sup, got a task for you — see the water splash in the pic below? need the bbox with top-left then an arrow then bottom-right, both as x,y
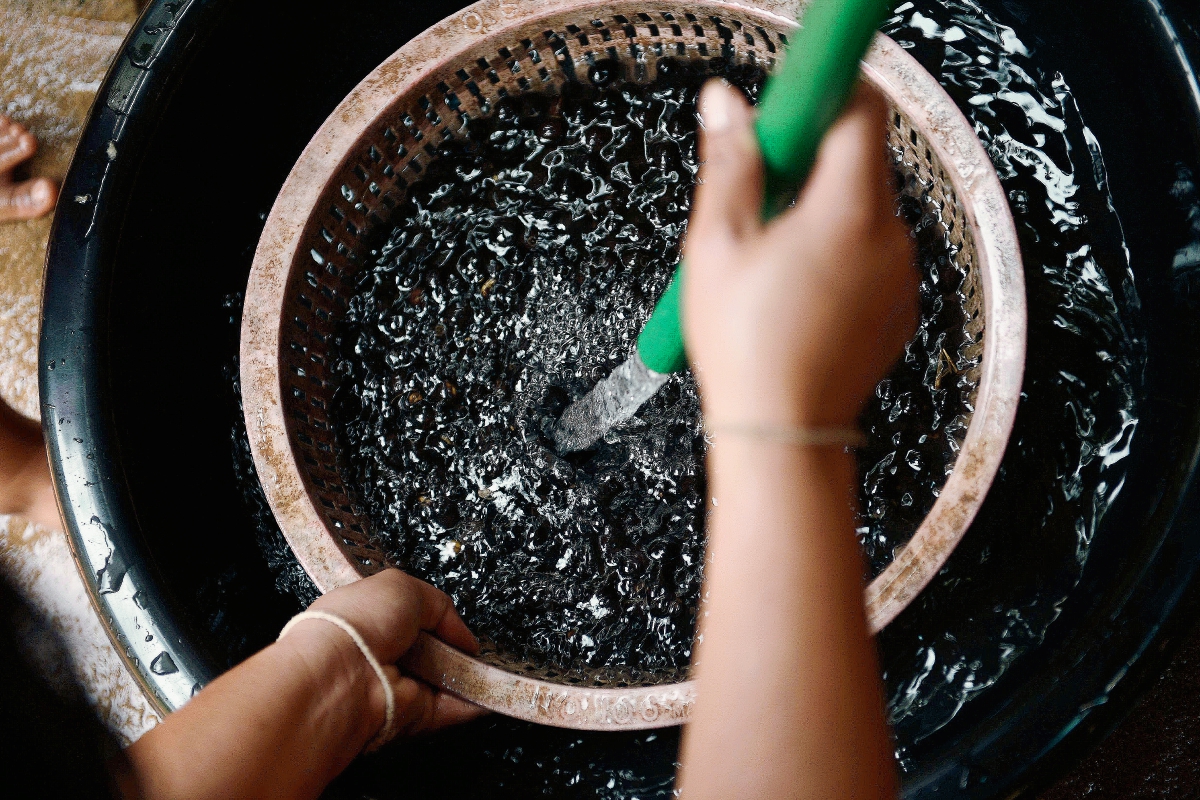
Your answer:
553,351 -> 669,453
332,65 -> 737,674
879,0 -> 1145,764
214,0 -> 1145,790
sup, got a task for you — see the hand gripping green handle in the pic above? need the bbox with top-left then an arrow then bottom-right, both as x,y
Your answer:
635,0 -> 896,374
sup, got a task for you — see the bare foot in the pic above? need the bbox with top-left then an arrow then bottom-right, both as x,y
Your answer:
0,116 -> 57,223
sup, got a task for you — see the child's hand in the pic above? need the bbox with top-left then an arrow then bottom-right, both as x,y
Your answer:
283,569 -> 483,737
682,80 -> 917,428
678,83 -> 910,800
123,570 -> 483,800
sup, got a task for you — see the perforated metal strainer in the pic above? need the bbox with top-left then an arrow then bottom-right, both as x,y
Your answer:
240,0 -> 1025,730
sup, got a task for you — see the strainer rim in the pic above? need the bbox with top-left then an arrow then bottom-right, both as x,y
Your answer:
240,0 -> 1025,729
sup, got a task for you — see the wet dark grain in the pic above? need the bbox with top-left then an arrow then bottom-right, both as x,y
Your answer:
329,60 -> 970,673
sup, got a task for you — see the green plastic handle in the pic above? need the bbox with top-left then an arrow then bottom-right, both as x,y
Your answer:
636,0 -> 896,375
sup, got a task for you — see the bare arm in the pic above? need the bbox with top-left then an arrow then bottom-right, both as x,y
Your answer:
120,570 -> 483,800
677,81 -> 916,799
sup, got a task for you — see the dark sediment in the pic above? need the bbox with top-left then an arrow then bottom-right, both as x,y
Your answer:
213,0 -> 1148,790
329,59 -> 971,674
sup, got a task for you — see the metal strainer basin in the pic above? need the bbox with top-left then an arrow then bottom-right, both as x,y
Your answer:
240,0 -> 1025,729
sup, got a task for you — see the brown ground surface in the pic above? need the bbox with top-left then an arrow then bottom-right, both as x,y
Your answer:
1041,625 -> 1200,799
0,0 -> 159,744
0,0 -> 140,421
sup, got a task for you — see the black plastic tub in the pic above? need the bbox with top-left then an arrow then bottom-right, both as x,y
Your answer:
40,0 -> 1200,796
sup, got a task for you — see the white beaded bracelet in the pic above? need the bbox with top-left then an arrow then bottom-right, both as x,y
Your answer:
278,610 -> 396,752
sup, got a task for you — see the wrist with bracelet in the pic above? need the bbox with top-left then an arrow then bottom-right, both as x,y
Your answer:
703,420 -> 866,448
278,611 -> 398,752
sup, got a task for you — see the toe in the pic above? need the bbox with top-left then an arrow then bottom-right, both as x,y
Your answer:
0,124 -> 36,176
0,178 -> 57,222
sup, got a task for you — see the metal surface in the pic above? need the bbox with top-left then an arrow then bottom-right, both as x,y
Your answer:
239,0 -> 1024,728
